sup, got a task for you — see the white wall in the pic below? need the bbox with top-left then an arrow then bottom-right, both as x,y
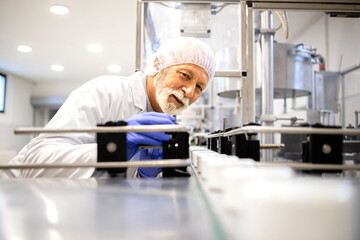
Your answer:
0,72 -> 34,152
328,17 -> 360,127
32,80 -> 86,98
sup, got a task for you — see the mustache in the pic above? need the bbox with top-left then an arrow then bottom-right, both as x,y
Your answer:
170,89 -> 189,107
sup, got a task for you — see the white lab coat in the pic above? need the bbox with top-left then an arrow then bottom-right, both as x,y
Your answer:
3,72 -> 149,178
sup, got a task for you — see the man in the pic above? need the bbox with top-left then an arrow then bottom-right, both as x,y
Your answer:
3,37 -> 215,178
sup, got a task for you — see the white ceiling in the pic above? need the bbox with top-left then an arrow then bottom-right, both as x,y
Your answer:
0,0 -> 137,83
0,0 -> 327,85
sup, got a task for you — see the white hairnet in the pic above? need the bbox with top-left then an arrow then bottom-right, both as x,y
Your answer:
145,37 -> 216,81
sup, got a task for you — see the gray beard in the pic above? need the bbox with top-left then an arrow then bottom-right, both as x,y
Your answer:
153,74 -> 189,115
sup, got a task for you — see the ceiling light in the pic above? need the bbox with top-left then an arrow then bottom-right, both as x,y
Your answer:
51,65 -> 64,72
87,44 -> 103,52
17,45 -> 32,53
108,65 -> 122,73
49,5 -> 69,15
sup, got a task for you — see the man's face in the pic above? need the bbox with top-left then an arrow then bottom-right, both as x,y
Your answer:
153,64 -> 209,115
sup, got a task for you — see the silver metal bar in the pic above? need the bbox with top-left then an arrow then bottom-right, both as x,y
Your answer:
251,2 -> 360,11
255,162 -> 360,171
0,159 -> 190,169
138,145 -> 163,149
241,1 -> 247,72
214,70 -> 242,78
260,10 -> 274,121
260,143 -> 285,150
341,74 -> 346,128
249,0 -> 360,3
14,125 -> 188,134
136,0 -> 143,71
340,62 -> 360,76
226,126 -> 360,136
311,63 -> 315,109
240,0 -> 249,124
260,10 -> 274,162
247,6 -> 255,123
142,0 -> 240,2
207,126 -> 360,138
241,3 -> 256,124
223,117 -> 227,131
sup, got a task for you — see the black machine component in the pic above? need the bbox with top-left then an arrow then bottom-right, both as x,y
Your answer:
219,127 -> 237,155
162,132 -> 190,177
97,121 -> 190,178
231,132 -> 260,161
206,123 -> 261,162
302,123 -> 343,173
206,129 -> 232,154
219,135 -> 232,155
97,121 -> 128,177
278,124 -> 307,160
231,123 -> 260,161
207,130 -> 221,152
210,136 -> 218,152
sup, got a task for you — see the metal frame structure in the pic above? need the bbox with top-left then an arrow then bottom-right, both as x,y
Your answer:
135,0 -> 360,127
248,0 -> 360,11
135,0 -> 254,124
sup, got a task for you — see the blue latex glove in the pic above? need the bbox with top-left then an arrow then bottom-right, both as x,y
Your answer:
126,112 -> 175,160
138,148 -> 163,178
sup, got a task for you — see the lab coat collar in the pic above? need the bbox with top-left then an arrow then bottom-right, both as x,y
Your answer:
130,71 -> 148,112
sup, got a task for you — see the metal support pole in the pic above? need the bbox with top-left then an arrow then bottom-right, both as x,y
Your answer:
241,1 -> 255,125
135,0 -> 143,71
341,74 -> 345,128
260,10 -> 274,162
311,66 -> 315,109
355,110 -> 359,128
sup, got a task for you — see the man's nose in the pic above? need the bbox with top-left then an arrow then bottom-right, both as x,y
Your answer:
182,83 -> 195,98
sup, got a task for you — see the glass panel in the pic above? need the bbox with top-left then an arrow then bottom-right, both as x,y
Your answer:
142,2 -> 243,133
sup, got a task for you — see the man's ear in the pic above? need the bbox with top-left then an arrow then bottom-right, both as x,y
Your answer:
153,57 -> 160,71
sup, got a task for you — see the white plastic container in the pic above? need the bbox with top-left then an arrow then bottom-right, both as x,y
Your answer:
206,157 -> 256,190
196,152 -> 221,175
189,147 -> 213,167
238,179 -> 357,240
222,166 -> 295,210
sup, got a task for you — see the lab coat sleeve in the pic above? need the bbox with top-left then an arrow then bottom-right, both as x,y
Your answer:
8,77 -> 118,178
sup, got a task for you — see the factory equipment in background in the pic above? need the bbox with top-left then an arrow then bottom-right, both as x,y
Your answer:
255,42 -> 320,119
135,1 -> 360,165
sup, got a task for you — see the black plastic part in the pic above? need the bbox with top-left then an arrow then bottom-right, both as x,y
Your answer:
219,136 -> 232,155
162,132 -> 190,177
210,137 -> 218,152
302,123 -> 343,174
97,121 -> 128,177
207,130 -> 221,152
232,133 -> 260,161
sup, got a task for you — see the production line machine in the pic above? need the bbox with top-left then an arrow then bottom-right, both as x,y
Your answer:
2,0 -> 360,238
1,122 -> 359,239
206,122 -> 360,174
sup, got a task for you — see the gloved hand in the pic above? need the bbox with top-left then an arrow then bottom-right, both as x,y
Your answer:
126,112 -> 175,160
138,148 -> 163,178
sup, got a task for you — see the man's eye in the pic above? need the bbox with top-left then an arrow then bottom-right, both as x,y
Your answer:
196,85 -> 203,91
179,72 -> 190,79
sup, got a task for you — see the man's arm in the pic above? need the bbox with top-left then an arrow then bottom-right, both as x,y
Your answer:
8,78 -> 112,178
